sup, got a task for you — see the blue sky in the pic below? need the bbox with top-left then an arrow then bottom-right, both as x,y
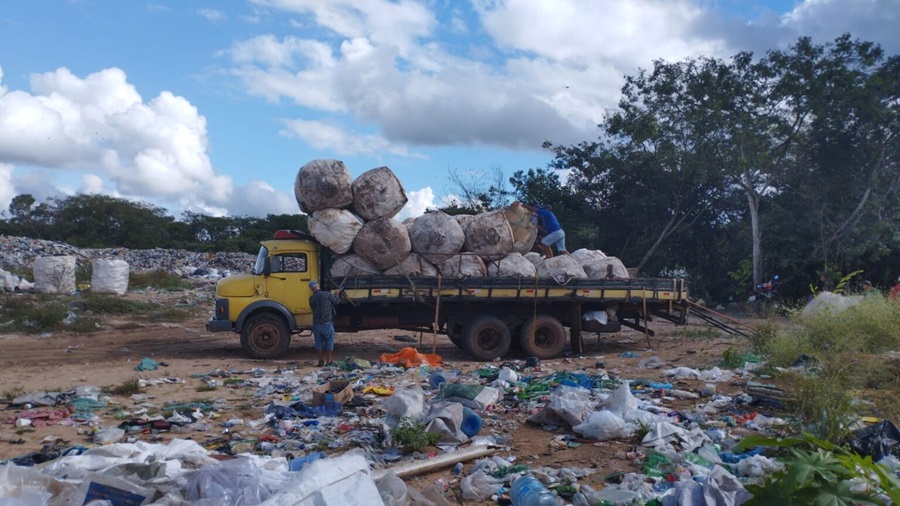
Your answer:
1,0 -> 898,219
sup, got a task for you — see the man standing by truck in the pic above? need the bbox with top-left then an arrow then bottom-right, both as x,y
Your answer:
309,280 -> 341,367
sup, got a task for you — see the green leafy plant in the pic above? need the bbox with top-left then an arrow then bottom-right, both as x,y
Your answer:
391,418 -> 439,453
736,434 -> 899,505
104,377 -> 143,396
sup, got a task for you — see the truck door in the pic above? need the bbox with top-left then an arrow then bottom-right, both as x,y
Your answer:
265,251 -> 317,324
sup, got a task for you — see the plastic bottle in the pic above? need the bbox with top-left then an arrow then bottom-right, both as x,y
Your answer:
461,407 -> 482,437
429,370 -> 447,388
510,475 -> 558,506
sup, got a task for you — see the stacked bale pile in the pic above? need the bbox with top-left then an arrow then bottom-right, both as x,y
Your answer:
294,159 -> 630,280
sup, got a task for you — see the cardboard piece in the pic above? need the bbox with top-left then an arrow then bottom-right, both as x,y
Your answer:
312,380 -> 354,406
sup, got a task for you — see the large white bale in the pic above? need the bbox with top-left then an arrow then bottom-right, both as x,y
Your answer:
91,258 -> 130,295
33,256 -> 77,294
487,253 -> 537,278
802,292 -> 861,316
351,166 -> 408,220
583,256 -> 629,279
331,254 -> 381,278
294,159 -> 353,213
455,214 -> 475,228
352,218 -> 412,270
384,253 -> 439,276
409,211 -> 465,264
308,208 -> 364,254
438,254 -> 486,277
505,203 -> 538,254
463,210 -> 514,261
570,248 -> 607,264
537,255 -> 587,281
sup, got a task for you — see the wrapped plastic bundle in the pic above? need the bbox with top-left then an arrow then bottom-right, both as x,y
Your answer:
570,248 -> 607,264
438,254 -> 486,277
487,253 -> 537,278
330,254 -> 381,278
409,211 -> 465,264
352,218 -> 412,270
91,258 -> 130,295
33,256 -> 77,294
536,255 -> 587,281
351,167 -> 408,220
308,209 -> 364,254
454,214 -> 474,228
384,253 -> 438,276
462,210 -> 514,261
293,159 -> 353,213
505,203 -> 538,254
582,256 -> 629,279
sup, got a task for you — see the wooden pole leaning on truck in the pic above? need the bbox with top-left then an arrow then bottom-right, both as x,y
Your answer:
432,274 -> 442,354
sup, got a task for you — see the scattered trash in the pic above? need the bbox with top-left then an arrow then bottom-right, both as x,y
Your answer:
379,347 -> 442,368
845,420 -> 900,461
134,357 -> 159,371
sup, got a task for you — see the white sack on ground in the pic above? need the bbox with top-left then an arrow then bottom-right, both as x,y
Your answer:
802,291 -> 861,316
409,212 -> 465,264
462,210 -> 514,261
486,253 -> 537,278
331,254 -> 381,278
384,253 -> 439,276
293,159 -> 353,213
505,203 -> 538,254
264,454 -> 384,506
91,258 -> 130,295
582,256 -> 629,279
573,410 -> 634,441
33,256 -> 77,294
352,218 -> 412,270
438,254 -> 486,277
308,209 -> 365,254
351,166 -> 408,220
536,255 -> 587,281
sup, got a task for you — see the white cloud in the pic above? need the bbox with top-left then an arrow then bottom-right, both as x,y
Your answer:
780,0 -> 900,53
79,173 -> 104,194
280,118 -> 422,157
197,9 -> 227,23
0,163 -> 14,213
395,186 -> 435,221
0,66 -> 243,214
227,180 -> 298,216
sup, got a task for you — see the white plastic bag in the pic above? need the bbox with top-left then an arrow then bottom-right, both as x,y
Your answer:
384,384 -> 425,427
91,259 -> 130,295
573,410 -> 633,441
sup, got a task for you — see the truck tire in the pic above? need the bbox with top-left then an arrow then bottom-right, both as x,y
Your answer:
520,315 -> 566,359
241,313 -> 291,359
462,315 -> 511,361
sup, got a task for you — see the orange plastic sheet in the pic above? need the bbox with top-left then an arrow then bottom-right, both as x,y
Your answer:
379,347 -> 442,368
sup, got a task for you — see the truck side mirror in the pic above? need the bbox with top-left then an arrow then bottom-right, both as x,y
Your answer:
263,258 -> 272,276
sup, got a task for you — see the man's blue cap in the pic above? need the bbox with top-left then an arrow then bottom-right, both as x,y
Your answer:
308,280 -> 318,289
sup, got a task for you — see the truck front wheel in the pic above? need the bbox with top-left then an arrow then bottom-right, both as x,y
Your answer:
520,315 -> 566,359
462,315 -> 511,361
241,313 -> 291,359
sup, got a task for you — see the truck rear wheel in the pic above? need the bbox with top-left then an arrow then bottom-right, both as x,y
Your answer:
462,315 -> 511,361
241,313 -> 291,359
520,315 -> 566,359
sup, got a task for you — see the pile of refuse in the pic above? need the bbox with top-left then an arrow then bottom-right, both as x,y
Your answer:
9,344 -> 887,505
295,159 -> 628,281
0,235 -> 255,293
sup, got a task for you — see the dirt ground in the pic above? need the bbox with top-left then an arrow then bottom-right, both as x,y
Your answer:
0,287 -> 766,500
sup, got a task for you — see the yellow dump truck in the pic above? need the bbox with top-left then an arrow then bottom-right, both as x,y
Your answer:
207,231 -> 689,360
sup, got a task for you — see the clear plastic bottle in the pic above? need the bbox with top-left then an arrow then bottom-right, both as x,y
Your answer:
510,475 -> 558,506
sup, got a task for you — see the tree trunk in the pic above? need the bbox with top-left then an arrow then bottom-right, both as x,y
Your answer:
746,188 -> 762,287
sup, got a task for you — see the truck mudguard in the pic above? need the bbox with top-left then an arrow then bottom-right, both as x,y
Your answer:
235,300 -> 296,332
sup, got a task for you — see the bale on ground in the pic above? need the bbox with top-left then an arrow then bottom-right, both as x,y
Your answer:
384,253 -> 439,276
487,253 -> 537,278
351,167 -> 408,220
438,254 -> 486,277
91,258 -> 130,295
294,159 -> 353,213
582,256 -> 629,279
409,212 -> 465,265
33,256 -> 77,294
352,218 -> 412,270
330,254 -> 381,278
462,210 -> 514,261
537,255 -> 587,281
308,209 -> 365,254
505,203 -> 538,254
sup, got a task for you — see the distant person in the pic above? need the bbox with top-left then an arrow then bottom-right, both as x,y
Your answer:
861,280 -> 882,297
890,276 -> 900,300
520,202 -> 568,258
308,280 -> 341,367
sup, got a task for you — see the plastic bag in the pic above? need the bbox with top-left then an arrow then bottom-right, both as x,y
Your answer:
379,347 -> 441,368
600,382 -> 638,415
384,384 -> 425,426
433,384 -> 500,411
459,470 -> 501,502
845,420 -> 900,461
375,471 -> 410,506
91,258 -> 129,295
573,410 -> 633,441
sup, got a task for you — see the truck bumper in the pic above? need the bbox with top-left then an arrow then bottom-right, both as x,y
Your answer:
206,317 -> 233,333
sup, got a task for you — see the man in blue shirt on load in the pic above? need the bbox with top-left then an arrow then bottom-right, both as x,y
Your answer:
309,280 -> 341,367
521,203 -> 568,258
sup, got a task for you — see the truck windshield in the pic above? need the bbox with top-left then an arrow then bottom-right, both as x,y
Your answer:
253,246 -> 268,275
